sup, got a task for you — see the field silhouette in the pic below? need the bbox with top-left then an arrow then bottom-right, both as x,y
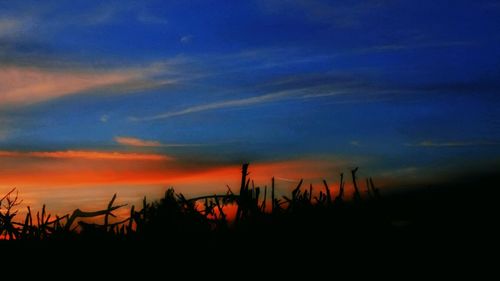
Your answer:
0,163 -> 497,270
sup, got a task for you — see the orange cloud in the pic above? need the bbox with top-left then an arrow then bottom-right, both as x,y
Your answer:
115,136 -> 163,147
0,65 -> 172,107
0,151 -> 355,190
0,150 -> 171,161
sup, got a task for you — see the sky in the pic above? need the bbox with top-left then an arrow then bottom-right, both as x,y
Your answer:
1,0 -> 499,214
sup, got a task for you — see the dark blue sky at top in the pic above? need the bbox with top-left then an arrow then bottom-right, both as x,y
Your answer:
1,0 -> 499,182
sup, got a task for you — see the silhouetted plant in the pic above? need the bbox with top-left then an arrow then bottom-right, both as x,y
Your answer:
0,163 -> 383,242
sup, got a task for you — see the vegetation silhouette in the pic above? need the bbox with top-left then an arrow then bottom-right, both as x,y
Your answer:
0,164 -> 384,241
0,163 -> 497,267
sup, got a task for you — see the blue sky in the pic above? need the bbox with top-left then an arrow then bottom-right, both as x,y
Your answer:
0,0 -> 499,197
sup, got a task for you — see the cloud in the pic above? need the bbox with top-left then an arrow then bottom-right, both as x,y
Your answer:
180,35 -> 193,44
137,12 -> 168,25
0,64 -> 173,108
274,176 -> 301,183
259,0 -> 390,28
0,66 -> 133,107
350,140 -> 360,146
354,41 -> 476,55
405,140 -> 499,147
128,74 -> 391,122
0,130 -> 7,141
0,117 -> 14,141
100,114 -> 109,123
115,136 -> 162,147
0,155 -> 350,202
0,18 -> 24,37
71,2 -> 169,26
130,53 -> 499,122
130,77 -> 390,121
115,136 -> 200,147
0,117 -> 8,139
81,3 -> 119,25
0,150 -> 171,161
131,89 -> 302,121
1,2 -> 168,35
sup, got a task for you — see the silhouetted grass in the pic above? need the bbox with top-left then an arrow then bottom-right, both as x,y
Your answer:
1,163 -> 497,268
0,164 -> 383,241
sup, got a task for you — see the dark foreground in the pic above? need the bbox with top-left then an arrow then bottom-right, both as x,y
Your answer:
1,165 -> 498,273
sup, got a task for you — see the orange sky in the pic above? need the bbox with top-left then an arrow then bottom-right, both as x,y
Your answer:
0,149 -> 375,220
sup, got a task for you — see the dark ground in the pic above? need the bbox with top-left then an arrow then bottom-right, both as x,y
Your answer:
1,174 -> 498,275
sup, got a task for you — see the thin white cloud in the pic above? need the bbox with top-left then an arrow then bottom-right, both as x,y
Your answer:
131,89 -> 301,121
180,35 -> 193,44
78,3 -> 169,26
355,41 -> 475,55
274,176 -> 301,183
82,4 -> 118,25
100,114 -> 109,123
405,140 -> 499,147
115,136 -> 200,147
301,90 -> 348,99
259,0 -> 388,28
137,12 -> 168,25
131,82 -> 387,122
350,140 -> 360,146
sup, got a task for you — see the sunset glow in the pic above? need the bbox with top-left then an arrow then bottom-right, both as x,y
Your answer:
0,0 -> 499,219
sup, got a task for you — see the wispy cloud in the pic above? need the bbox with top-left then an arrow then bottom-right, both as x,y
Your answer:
405,140 -> 499,147
131,89 -> 302,121
129,79 -> 401,121
115,136 -> 201,147
0,64 -> 173,108
129,49 -> 498,122
0,117 -> 10,140
79,3 -> 167,26
81,3 -> 119,26
115,136 -> 163,147
0,130 -> 7,141
129,75 -> 405,122
100,114 -> 109,123
0,2 -> 167,49
350,140 -> 360,146
180,35 -> 193,44
137,12 -> 168,25
193,41 -> 476,80
355,41 -> 475,54
0,67 -> 133,106
0,150 -> 171,161
301,90 -> 353,99
274,176 -> 301,183
259,0 -> 390,28
0,18 -> 24,38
